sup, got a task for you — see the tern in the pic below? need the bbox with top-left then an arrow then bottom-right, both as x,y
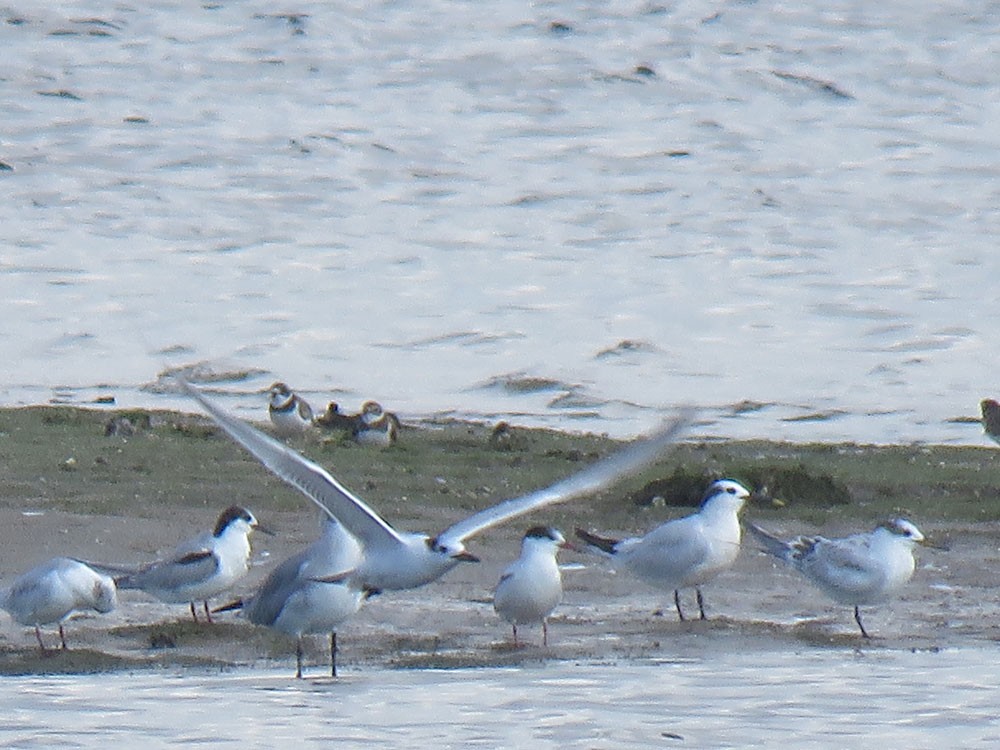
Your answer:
746,518 -> 926,638
493,526 -> 574,646
1,557 -> 117,651
576,479 -> 751,620
178,377 -> 691,593
109,506 -> 265,623
217,516 -> 368,678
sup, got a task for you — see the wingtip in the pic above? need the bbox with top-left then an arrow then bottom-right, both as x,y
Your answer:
575,527 -> 618,555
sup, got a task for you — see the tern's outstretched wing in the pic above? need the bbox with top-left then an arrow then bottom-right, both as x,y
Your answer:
437,409 -> 694,547
179,378 -> 405,552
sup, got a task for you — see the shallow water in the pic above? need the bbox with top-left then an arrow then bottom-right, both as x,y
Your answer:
3,649 -> 996,748
1,0 -> 998,443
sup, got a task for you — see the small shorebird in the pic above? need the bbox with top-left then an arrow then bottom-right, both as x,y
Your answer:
494,526 -> 574,646
576,479 -> 751,621
268,382 -> 315,437
110,506 -> 266,623
179,377 -> 693,594
746,518 -> 926,637
352,401 -> 400,446
315,401 -> 358,432
981,399 -> 1000,445
217,516 -> 369,678
1,557 -> 117,651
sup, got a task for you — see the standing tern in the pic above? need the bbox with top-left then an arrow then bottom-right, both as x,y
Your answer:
178,377 -> 691,592
493,526 -> 574,646
1,557 -> 117,651
217,516 -> 368,678
746,518 -> 926,638
111,506 -> 266,623
576,479 -> 751,620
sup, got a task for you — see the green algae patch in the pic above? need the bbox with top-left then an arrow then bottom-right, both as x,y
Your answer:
1,406 -> 1000,527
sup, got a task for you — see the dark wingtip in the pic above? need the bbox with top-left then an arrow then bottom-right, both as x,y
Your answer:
211,598 -> 244,614
575,527 -> 618,554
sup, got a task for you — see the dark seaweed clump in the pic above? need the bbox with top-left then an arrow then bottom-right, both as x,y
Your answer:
630,465 -> 851,509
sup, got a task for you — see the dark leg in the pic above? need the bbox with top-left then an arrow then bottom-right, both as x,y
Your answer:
59,623 -> 68,650
189,601 -> 199,623
854,606 -> 871,639
296,637 -> 304,679
330,632 -> 338,678
696,588 -> 707,621
512,624 -> 519,646
542,620 -> 549,647
34,625 -> 47,652
203,601 -> 213,624
673,590 -> 686,621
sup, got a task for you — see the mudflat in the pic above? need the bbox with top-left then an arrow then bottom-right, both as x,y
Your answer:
0,406 -> 996,675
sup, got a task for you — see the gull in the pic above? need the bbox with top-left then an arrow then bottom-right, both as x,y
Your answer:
576,479 -> 751,621
746,518 -> 926,638
178,377 -> 691,592
493,526 -> 574,646
268,382 -> 315,437
217,516 -> 369,678
981,399 -> 1000,445
1,557 -> 117,651
110,506 -> 266,623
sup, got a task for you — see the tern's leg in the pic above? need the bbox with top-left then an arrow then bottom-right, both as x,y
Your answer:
295,637 -> 304,679
542,620 -> 549,647
853,606 -> 871,639
58,623 -> 68,650
696,588 -> 707,621
673,590 -> 686,621
203,601 -> 213,624
330,632 -> 338,678
189,601 -> 199,623
512,624 -> 519,646
34,625 -> 47,652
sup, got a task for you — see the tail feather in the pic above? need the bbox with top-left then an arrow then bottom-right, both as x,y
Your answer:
745,521 -> 793,561
575,528 -> 620,555
211,598 -> 244,615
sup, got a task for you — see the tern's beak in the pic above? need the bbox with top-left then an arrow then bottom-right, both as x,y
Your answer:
559,541 -> 580,552
919,535 -> 948,551
452,551 -> 480,563
254,523 -> 276,537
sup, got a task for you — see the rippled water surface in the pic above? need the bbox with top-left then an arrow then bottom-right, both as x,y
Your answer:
3,649 -> 997,748
3,1 -> 999,442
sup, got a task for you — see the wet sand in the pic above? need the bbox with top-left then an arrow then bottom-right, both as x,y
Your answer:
0,506 -> 992,677
0,407 -> 996,675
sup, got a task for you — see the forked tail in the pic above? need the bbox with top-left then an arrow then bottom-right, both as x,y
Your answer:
744,521 -> 793,561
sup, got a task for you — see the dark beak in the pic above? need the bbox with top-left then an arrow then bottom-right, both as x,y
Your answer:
452,551 -> 480,563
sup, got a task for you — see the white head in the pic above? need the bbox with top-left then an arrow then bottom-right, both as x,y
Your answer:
522,525 -> 573,554
699,479 -> 751,514
213,506 -> 260,538
881,518 -> 925,544
426,536 -> 480,564
92,576 -> 118,614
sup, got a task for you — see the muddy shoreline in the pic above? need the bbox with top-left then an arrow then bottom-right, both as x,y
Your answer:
0,406 -> 997,675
